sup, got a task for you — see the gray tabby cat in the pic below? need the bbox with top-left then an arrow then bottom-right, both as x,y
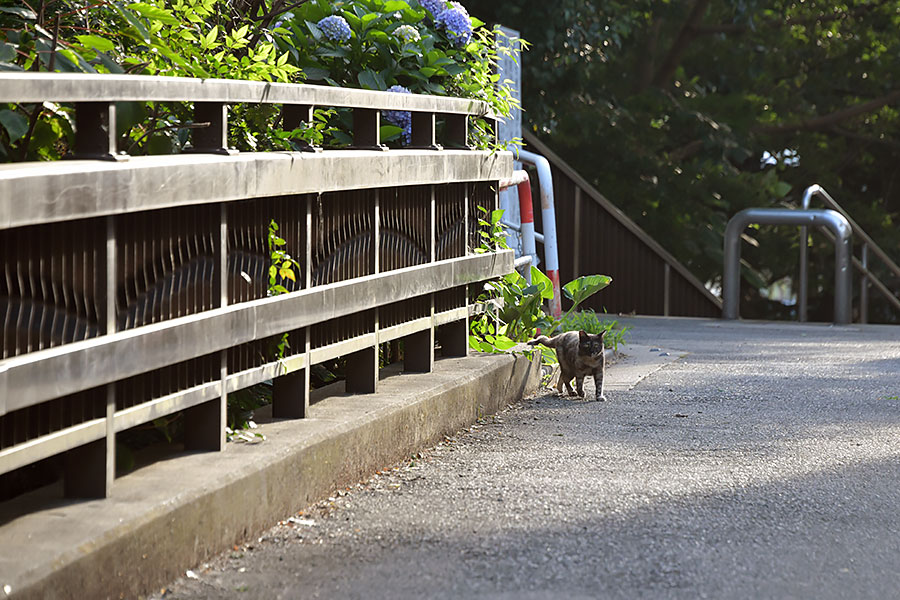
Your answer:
529,330 -> 606,401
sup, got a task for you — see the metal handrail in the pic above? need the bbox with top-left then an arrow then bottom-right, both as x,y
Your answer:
799,184 -> 900,322
724,208 -> 852,324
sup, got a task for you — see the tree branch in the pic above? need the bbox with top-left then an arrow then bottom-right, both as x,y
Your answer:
830,126 -> 900,151
649,0 -> 710,89
754,91 -> 900,135
667,138 -> 704,162
634,16 -> 662,93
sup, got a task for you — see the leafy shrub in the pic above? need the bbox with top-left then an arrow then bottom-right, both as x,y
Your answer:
0,0 -> 520,159
559,310 -> 629,353
468,207 -> 617,361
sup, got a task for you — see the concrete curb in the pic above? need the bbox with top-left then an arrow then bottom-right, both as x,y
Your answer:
1,352 -> 541,600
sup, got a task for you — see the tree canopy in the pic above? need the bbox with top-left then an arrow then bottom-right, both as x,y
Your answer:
469,0 -> 900,322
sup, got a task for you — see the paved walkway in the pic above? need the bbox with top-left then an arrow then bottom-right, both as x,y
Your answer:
155,317 -> 900,599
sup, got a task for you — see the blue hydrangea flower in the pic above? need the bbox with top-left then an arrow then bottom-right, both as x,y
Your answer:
317,15 -> 352,42
419,0 -> 445,15
448,1 -> 468,17
395,24 -> 421,43
435,6 -> 472,47
384,85 -> 412,145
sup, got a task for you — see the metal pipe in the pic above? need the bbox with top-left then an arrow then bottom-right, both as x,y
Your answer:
515,148 -> 562,317
499,170 -> 530,191
860,243 -> 869,324
500,220 -> 545,243
724,208 -> 852,324
515,172 -> 537,284
663,263 -> 671,317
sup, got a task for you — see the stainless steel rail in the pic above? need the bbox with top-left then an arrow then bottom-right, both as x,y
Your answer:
799,184 -> 900,323
723,208 -> 852,324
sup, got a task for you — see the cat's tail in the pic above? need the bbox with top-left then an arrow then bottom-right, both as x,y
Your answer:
528,335 -> 556,348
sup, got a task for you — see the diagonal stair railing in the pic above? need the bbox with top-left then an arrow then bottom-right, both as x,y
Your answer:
799,184 -> 900,323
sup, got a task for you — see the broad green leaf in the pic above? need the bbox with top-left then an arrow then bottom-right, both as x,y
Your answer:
562,274 -> 612,306
112,3 -> 151,43
0,109 -> 28,142
357,69 -> 380,90
382,1 -> 410,11
0,43 -> 15,63
76,35 -> 116,53
205,25 -> 219,46
126,3 -> 179,25
0,6 -> 36,19
530,267 -> 555,301
380,124 -> 402,140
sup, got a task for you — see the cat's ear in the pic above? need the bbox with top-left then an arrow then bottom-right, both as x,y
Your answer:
599,329 -> 607,339
579,330 -> 588,341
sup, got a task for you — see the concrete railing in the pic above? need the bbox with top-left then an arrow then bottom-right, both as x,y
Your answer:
0,73 -> 513,499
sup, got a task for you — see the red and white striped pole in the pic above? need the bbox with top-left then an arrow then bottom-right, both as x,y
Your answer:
516,173 -> 538,283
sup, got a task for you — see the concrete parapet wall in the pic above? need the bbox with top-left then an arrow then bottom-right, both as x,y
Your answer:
2,352 -> 540,600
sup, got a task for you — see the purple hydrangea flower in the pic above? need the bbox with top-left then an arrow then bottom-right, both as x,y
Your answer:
419,0 -> 445,15
435,6 -> 472,47
317,15 -> 352,42
384,85 -> 412,145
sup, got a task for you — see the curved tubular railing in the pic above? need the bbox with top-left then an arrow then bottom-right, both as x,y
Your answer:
723,208 -> 852,324
800,184 -> 900,323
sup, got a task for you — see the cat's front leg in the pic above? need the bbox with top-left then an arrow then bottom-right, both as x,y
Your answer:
593,369 -> 606,401
575,376 -> 586,398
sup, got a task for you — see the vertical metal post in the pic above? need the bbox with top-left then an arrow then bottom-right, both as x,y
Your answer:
411,112 -> 442,150
860,243 -> 869,324
444,113 -> 470,149
190,102 -> 237,155
64,215 -> 117,498
282,104 -> 319,152
272,196 -> 312,418
573,187 -> 582,279
405,186 -> 436,373
273,361 -> 308,418
799,223 -> 809,322
663,263 -> 671,317
72,102 -> 127,161
185,205 -> 227,450
441,187 -> 469,357
346,191 -> 380,393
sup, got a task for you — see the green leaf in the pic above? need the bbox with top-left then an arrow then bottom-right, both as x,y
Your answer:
357,69 -> 381,90
205,25 -> 219,46
0,43 -> 15,63
0,6 -> 36,19
530,267 -> 555,300
126,2 -> 179,25
0,109 -> 28,142
111,3 -> 151,43
562,275 -> 612,306
773,181 -> 792,198
76,35 -> 116,53
380,124 -> 402,140
382,1 -> 410,11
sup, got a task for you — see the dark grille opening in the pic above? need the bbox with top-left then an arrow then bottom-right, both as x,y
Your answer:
380,186 -> 430,271
0,218 -> 104,359
312,190 -> 374,286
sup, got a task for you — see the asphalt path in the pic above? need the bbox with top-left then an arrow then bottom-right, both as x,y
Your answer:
155,317 -> 900,599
